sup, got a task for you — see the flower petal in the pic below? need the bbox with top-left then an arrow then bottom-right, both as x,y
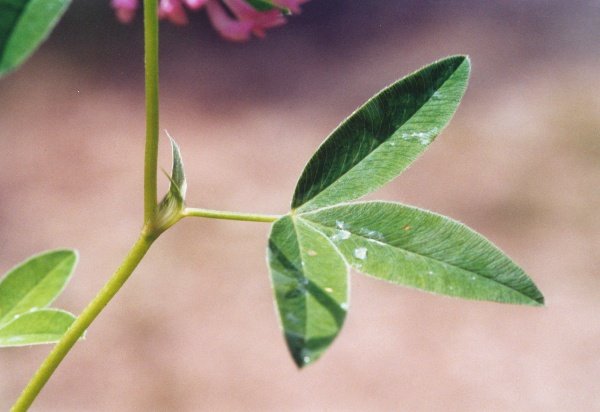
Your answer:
111,0 -> 139,23
206,0 -> 253,41
159,0 -> 189,25
223,0 -> 286,34
184,0 -> 209,9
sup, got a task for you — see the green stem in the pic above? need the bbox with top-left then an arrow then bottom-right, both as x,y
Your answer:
183,207 -> 280,223
11,0 -> 276,407
11,204 -> 276,410
144,0 -> 159,224
11,234 -> 156,412
12,3 -> 162,410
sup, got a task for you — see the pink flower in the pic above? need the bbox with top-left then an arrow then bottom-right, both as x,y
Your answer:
111,0 -> 309,41
112,0 -> 139,23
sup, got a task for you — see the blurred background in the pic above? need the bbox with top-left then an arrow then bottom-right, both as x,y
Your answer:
1,0 -> 599,410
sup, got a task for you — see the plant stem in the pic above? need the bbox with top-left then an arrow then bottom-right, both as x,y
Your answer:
12,0 -> 276,407
11,234 -> 156,412
12,3 -> 162,410
183,207 -> 280,223
11,204 -> 276,410
144,0 -> 159,224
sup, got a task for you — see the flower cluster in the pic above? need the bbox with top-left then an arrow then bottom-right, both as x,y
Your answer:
112,0 -> 309,41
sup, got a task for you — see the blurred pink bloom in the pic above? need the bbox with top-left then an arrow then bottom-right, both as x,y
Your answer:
112,0 -> 139,23
111,0 -> 309,41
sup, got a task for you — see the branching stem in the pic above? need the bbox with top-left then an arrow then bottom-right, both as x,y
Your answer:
12,2 -> 161,410
11,1 -> 278,409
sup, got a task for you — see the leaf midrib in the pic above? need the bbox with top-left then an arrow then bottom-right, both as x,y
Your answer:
289,215 -> 309,338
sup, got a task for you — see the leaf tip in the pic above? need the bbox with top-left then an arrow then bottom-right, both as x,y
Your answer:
521,276 -> 545,307
515,281 -> 545,307
285,332 -> 319,369
52,249 -> 78,275
532,293 -> 545,307
161,130 -> 187,203
462,54 -> 472,71
442,54 -> 471,78
291,352 -> 313,369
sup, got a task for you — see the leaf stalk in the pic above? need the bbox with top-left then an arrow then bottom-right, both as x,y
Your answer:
183,208 -> 280,223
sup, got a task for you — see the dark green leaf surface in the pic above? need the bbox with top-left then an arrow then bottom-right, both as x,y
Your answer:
0,308 -> 75,347
267,215 -> 349,367
292,56 -> 470,212
0,249 -> 77,326
302,202 -> 544,306
0,0 -> 71,77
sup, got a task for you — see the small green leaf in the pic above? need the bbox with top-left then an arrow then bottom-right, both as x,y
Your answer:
0,249 -> 77,326
292,56 -> 470,212
267,215 -> 349,367
165,132 -> 187,203
0,0 -> 72,78
302,202 -> 544,306
0,308 -> 76,347
157,133 -> 187,231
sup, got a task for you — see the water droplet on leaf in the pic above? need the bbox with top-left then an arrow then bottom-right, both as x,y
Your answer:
331,229 -> 351,242
354,247 -> 368,260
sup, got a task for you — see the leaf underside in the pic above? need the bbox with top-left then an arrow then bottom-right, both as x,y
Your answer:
0,0 -> 72,77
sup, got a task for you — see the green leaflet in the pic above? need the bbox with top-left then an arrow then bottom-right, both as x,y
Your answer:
0,0 -> 71,77
156,134 -> 187,231
0,249 -> 77,326
0,250 -> 78,347
292,55 -> 470,212
0,308 -> 76,347
302,202 -> 544,306
268,56 -> 544,367
162,133 -> 187,205
267,215 -> 348,367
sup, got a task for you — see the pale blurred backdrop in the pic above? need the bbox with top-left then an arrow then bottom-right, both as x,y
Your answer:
1,1 -> 599,410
